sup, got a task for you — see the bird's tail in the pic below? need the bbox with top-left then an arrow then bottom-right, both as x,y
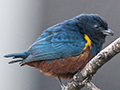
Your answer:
4,51 -> 30,64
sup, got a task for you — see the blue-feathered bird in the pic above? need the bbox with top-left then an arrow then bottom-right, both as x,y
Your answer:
4,14 -> 114,89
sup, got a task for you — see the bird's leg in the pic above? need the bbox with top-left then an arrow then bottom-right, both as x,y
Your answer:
58,77 -> 66,90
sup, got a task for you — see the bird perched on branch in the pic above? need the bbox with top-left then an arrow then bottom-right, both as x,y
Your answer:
4,14 -> 114,89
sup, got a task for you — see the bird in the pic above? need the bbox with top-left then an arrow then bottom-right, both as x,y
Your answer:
4,14 -> 114,89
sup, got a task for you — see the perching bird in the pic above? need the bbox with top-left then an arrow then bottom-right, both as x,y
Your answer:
4,14 -> 114,89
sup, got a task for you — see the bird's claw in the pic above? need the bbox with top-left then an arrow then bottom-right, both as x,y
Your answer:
73,73 -> 79,82
61,84 -> 66,90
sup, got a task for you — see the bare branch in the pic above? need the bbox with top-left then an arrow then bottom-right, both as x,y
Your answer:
85,81 -> 100,90
65,37 -> 120,90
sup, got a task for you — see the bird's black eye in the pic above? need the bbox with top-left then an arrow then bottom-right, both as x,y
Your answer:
94,25 -> 99,29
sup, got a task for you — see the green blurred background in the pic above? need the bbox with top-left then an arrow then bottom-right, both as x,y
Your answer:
0,0 -> 120,90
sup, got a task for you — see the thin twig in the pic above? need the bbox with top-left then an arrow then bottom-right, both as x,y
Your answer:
85,81 -> 100,90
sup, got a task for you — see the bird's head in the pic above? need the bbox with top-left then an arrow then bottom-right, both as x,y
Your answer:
75,14 -> 114,44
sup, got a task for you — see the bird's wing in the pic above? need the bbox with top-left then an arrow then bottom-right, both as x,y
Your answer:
21,30 -> 86,64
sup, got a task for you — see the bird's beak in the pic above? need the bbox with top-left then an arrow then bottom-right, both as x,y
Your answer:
102,29 -> 114,36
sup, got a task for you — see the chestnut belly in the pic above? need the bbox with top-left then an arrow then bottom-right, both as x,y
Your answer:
25,47 -> 93,79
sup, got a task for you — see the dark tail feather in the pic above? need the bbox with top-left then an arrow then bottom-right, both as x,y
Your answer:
8,60 -> 23,64
4,51 -> 29,64
4,51 -> 29,59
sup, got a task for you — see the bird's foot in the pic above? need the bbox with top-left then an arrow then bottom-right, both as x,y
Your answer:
61,84 -> 66,90
73,73 -> 79,82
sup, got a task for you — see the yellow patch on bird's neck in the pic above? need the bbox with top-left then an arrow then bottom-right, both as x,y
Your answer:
83,34 -> 92,50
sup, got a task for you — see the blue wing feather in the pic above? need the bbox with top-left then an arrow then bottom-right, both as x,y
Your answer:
21,20 -> 86,64
27,32 -> 85,61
